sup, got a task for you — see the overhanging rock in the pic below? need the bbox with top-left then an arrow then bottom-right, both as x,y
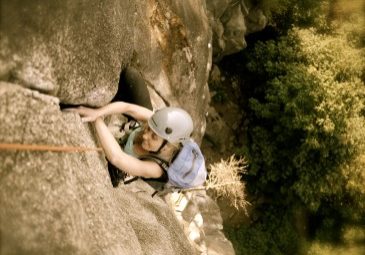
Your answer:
0,0 -> 135,107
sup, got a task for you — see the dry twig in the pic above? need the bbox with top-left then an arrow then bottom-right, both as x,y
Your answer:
206,155 -> 249,211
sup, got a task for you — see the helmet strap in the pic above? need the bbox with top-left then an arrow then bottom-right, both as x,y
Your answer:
149,139 -> 168,154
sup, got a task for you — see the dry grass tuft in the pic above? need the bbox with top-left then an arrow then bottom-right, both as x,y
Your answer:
206,155 -> 250,211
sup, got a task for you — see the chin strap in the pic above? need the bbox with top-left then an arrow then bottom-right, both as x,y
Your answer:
149,139 -> 168,154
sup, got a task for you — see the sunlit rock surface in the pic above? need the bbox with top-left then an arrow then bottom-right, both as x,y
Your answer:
130,0 -> 211,141
0,0 -> 135,106
0,0 -> 212,141
0,82 -> 195,255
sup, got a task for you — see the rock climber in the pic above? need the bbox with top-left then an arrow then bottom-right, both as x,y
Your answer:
67,67 -> 196,186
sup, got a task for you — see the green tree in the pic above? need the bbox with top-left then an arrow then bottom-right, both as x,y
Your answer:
238,14 -> 365,253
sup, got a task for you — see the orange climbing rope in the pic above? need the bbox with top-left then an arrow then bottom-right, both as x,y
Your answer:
0,143 -> 103,153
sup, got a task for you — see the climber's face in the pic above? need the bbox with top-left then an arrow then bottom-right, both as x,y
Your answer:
141,125 -> 164,152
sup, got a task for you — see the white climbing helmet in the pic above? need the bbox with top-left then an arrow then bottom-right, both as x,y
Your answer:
148,107 -> 194,144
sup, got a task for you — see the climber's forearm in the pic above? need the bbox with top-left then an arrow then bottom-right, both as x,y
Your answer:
94,117 -> 124,162
97,102 -> 153,121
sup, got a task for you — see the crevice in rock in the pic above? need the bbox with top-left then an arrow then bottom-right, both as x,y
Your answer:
145,80 -> 170,107
110,67 -> 170,109
59,103 -> 82,110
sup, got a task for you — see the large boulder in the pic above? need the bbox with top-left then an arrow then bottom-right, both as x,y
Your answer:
0,0 -> 135,106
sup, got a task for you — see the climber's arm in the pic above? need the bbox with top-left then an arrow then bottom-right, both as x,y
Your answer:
66,102 -> 153,122
94,118 -> 164,178
94,102 -> 153,121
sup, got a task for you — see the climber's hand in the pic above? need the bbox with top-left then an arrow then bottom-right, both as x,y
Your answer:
64,106 -> 101,122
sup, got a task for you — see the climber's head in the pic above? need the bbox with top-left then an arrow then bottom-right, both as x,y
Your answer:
141,107 -> 193,154
148,107 -> 193,143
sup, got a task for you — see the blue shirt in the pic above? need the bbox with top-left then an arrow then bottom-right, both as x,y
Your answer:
123,127 -> 141,158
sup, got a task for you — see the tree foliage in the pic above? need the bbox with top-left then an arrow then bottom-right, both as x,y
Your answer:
237,12 -> 365,253
244,20 -> 365,210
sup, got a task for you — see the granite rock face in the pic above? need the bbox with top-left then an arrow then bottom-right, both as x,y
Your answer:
0,0 -> 212,141
0,0 -> 135,106
131,0 -> 211,141
0,82 -> 195,255
0,0 -> 266,141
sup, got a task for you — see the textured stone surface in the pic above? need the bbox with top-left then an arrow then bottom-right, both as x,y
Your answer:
206,0 -> 267,60
132,0 -> 211,142
164,190 -> 235,255
0,0 -> 135,106
0,83 -> 195,255
0,0 -> 212,142
0,0 -> 266,141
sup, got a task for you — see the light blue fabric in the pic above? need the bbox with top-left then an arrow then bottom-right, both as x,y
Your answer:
123,127 -> 141,158
167,139 -> 207,188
